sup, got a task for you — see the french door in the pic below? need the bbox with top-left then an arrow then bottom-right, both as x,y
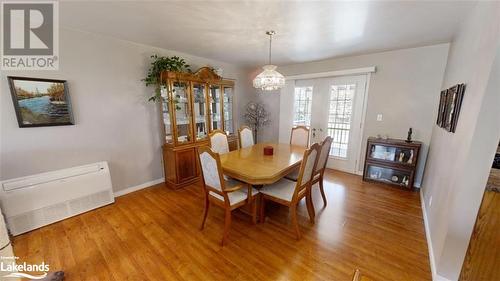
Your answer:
301,75 -> 367,174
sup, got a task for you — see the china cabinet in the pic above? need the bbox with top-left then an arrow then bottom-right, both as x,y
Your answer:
160,67 -> 237,189
363,137 -> 422,190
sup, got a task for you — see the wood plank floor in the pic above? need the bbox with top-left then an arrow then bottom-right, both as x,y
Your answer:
12,170 -> 431,281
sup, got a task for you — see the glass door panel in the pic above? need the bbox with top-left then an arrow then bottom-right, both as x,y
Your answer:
304,75 -> 367,174
209,85 -> 222,131
192,83 -> 208,141
223,86 -> 234,134
366,164 -> 412,188
328,83 -> 355,159
368,144 -> 416,165
293,86 -> 313,127
161,85 -> 173,144
172,81 -> 192,144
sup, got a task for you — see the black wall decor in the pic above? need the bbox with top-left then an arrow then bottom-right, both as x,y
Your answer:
436,83 -> 465,133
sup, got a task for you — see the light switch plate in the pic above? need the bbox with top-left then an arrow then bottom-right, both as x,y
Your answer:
377,114 -> 383,121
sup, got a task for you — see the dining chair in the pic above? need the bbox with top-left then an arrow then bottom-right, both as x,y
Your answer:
290,126 -> 310,147
286,136 -> 332,207
311,136 -> 333,206
238,126 -> 254,148
259,143 -> 320,239
198,146 -> 259,246
209,129 -> 229,154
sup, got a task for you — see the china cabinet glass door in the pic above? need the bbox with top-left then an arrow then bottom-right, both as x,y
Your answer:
161,85 -> 173,144
172,81 -> 193,144
209,85 -> 222,131
223,86 -> 234,134
192,83 -> 209,141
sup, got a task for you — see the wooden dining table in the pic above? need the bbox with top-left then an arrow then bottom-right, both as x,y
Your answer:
219,143 -> 306,185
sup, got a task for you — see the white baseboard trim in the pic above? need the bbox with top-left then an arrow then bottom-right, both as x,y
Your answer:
420,191 -> 453,281
421,191 -> 438,280
114,177 -> 165,198
435,275 -> 453,281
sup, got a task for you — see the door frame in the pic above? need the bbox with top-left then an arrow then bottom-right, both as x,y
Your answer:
354,72 -> 372,175
322,74 -> 368,174
285,67 -> 375,175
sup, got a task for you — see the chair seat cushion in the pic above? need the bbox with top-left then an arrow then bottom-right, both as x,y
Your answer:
260,178 -> 297,202
209,179 -> 259,206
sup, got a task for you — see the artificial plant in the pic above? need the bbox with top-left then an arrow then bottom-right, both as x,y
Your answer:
243,102 -> 270,143
142,55 -> 191,102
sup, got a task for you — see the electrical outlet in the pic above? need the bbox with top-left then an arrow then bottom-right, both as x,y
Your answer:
377,114 -> 383,121
429,196 -> 433,207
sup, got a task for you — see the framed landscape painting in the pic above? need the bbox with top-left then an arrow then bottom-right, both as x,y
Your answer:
8,76 -> 74,127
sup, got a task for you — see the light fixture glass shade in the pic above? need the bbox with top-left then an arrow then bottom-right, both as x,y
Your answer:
252,65 -> 285,91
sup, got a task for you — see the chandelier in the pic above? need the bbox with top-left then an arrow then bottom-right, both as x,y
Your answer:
253,31 -> 285,91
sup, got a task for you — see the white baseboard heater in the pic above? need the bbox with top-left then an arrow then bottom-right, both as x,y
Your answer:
0,162 -> 114,235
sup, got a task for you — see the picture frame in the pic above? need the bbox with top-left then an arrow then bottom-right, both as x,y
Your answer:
8,76 -> 74,128
450,83 -> 465,132
436,89 -> 448,127
442,83 -> 465,133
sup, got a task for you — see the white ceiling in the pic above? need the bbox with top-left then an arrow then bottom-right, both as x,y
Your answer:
60,1 -> 475,67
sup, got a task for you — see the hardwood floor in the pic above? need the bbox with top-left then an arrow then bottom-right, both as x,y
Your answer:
12,170 -> 431,281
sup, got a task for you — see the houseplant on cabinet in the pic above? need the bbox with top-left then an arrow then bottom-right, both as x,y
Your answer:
142,55 -> 191,103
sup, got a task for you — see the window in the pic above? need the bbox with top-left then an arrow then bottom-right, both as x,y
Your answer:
293,87 -> 313,127
327,84 -> 355,158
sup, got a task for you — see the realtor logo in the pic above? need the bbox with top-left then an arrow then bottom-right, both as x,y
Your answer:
1,1 -> 59,70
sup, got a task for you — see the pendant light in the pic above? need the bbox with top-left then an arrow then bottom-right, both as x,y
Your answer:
252,31 -> 285,91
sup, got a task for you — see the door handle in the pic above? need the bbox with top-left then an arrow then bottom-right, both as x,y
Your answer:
311,128 -> 323,138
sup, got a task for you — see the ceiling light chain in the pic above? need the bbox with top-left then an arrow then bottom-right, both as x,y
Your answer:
268,31 -> 273,65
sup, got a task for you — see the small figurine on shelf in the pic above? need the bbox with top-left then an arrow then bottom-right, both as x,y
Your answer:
402,176 -> 408,186
406,127 -> 413,143
398,152 -> 405,162
407,150 -> 414,164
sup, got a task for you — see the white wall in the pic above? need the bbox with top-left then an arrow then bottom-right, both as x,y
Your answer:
421,2 -> 500,280
268,44 -> 450,185
0,28 -> 246,192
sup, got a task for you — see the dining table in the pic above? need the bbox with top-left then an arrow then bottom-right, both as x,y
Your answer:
219,143 -> 307,185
